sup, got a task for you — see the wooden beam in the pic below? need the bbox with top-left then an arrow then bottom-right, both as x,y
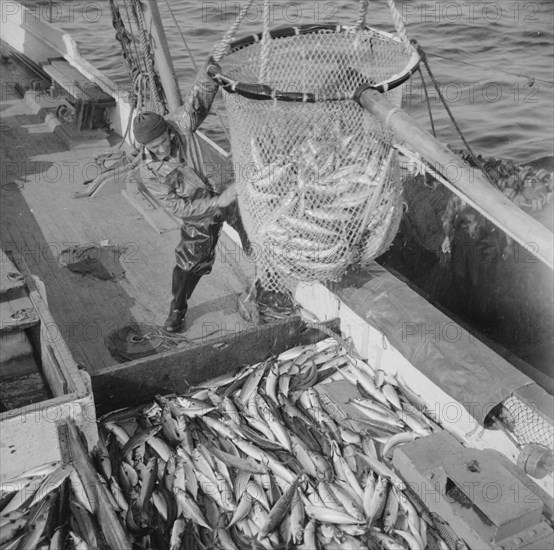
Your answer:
0,296 -> 39,334
356,88 -> 554,269
64,420 -> 133,550
92,316 -> 340,415
0,249 -> 25,301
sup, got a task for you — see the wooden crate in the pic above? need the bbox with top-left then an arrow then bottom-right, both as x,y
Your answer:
0,252 -> 96,482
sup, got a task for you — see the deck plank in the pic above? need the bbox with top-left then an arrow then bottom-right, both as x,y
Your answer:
2,223 -> 108,370
0,249 -> 25,300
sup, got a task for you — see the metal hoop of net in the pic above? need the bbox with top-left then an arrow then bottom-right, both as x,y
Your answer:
209,12 -> 419,292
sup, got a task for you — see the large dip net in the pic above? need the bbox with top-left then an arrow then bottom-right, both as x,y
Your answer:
208,1 -> 420,291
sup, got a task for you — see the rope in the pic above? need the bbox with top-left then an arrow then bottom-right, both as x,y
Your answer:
355,0 -> 370,31
121,0 -> 145,76
260,0 -> 272,83
386,0 -> 412,53
212,0 -> 256,62
428,52 -> 554,87
418,66 -> 436,137
133,0 -> 165,114
110,0 -> 135,79
413,41 -> 497,187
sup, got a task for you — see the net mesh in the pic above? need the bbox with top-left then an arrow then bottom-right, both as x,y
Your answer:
220,27 -> 412,290
501,395 -> 554,449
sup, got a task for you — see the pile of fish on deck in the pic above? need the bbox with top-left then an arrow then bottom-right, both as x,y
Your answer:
0,338 -> 469,550
0,462 -> 98,549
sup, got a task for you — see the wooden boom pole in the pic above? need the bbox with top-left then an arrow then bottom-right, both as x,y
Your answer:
141,0 -> 183,111
355,87 -> 553,270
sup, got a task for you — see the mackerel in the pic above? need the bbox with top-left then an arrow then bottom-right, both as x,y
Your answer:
256,394 -> 292,451
245,480 -> 271,511
146,435 -> 172,462
278,393 -> 313,425
278,373 -> 291,397
289,434 -> 318,478
258,474 -> 305,540
396,529 -> 424,550
27,464 -> 74,509
304,505 -> 364,524
216,527 -> 240,550
264,363 -> 280,404
383,486 -> 400,534
382,383 -> 402,410
331,442 -> 364,500
191,367 -> 243,390
362,473 -> 376,517
357,452 -> 406,490
317,481 -> 345,512
382,432 -> 420,460
204,443 -> 268,474
103,421 -> 130,447
334,478 -> 364,509
368,475 -> 389,526
169,517 -> 186,550
239,361 -> 269,404
290,489 -> 305,545
233,470 -> 251,503
120,425 -> 162,459
330,483 -> 364,521
202,416 -> 239,440
173,488 -> 212,530
350,367 -> 390,407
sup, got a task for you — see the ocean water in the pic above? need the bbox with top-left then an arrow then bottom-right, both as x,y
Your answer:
32,0 -> 554,164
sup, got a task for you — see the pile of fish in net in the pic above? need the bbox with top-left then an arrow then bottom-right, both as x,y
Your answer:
244,120 -> 400,288
0,339 -> 469,549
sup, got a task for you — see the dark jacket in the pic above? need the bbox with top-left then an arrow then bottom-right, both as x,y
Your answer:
135,67 -> 223,272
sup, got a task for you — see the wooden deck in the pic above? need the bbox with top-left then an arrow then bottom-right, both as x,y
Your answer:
0,58 -> 255,374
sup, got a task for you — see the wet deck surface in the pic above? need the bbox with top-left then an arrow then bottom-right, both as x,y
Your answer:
0,57 -> 256,373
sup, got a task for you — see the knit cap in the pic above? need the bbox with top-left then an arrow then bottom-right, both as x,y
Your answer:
133,111 -> 168,144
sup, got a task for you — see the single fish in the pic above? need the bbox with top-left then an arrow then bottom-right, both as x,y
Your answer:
120,425 -> 162,459
258,474 -> 305,540
173,488 -> 212,530
329,482 -> 365,521
304,505 -> 364,524
169,517 -> 186,550
245,480 -> 271,511
368,475 -> 389,526
383,487 -> 400,534
239,361 -> 269,404
357,452 -> 406,490
382,432 -> 420,460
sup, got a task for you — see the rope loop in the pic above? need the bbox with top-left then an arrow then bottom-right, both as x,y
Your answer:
212,0 -> 256,62
356,0 -> 370,31
386,0 -> 412,53
259,0 -> 272,83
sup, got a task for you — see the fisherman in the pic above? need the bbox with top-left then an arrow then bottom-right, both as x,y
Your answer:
441,195 -> 510,328
132,64 -> 248,332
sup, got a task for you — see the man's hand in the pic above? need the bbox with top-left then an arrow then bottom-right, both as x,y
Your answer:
217,183 -> 237,208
